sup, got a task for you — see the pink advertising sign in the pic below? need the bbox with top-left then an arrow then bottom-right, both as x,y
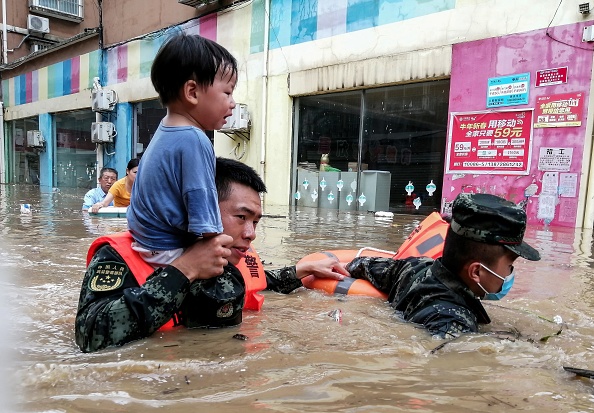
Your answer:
534,92 -> 584,128
446,110 -> 533,175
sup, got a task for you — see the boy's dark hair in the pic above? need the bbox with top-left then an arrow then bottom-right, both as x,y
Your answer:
441,228 -> 508,274
215,157 -> 267,202
151,33 -> 238,105
99,167 -> 118,179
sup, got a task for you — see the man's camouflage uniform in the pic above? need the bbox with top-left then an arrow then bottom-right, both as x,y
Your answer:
347,256 -> 490,339
75,245 -> 304,353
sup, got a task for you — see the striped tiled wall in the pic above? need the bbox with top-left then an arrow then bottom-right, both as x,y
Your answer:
3,0 -> 453,107
250,0 -> 455,52
3,50 -> 100,106
2,15 -> 217,107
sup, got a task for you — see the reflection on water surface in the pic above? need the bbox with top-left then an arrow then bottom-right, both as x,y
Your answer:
1,184 -> 594,412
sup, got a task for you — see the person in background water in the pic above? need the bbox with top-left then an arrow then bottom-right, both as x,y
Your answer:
75,157 -> 348,353
127,33 -> 238,269
82,167 -> 118,211
347,193 -> 541,339
90,158 -> 139,212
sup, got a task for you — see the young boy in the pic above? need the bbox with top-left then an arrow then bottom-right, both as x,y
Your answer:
127,33 -> 237,267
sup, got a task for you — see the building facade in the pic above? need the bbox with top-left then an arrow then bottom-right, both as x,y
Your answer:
2,0 -> 594,227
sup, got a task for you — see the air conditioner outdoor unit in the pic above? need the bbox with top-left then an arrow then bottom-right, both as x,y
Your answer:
220,104 -> 250,130
91,89 -> 118,112
27,14 -> 50,34
91,122 -> 116,143
26,130 -> 45,148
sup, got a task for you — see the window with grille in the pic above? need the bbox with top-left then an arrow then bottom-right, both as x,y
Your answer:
29,0 -> 83,21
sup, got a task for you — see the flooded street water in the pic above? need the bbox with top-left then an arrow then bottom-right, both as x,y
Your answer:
3,184 -> 594,412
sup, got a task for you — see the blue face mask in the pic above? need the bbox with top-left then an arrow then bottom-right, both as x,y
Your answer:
477,263 -> 515,300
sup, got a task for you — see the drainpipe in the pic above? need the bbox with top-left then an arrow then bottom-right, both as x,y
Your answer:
2,0 -> 7,65
1,0 -> 7,183
95,0 -> 104,172
95,93 -> 103,173
0,102 -> 4,184
259,0 -> 270,185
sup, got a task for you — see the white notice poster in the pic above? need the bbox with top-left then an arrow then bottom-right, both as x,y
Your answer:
559,173 -> 578,197
541,172 -> 558,195
538,147 -> 573,172
537,194 -> 557,221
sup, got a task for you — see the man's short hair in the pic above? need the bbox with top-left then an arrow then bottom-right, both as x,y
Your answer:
442,228 -> 508,274
215,157 -> 266,202
99,167 -> 118,179
151,33 -> 238,106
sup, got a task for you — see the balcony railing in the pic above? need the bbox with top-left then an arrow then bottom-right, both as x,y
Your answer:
29,0 -> 84,22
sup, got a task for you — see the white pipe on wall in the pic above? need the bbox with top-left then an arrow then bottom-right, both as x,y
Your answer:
0,102 -> 5,184
259,0 -> 270,185
1,0 -> 7,183
2,0 -> 7,64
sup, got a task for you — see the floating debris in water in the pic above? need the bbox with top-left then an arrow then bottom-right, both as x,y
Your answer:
328,309 -> 342,323
375,211 -> 394,218
563,366 -> 594,379
553,315 -> 563,324
233,333 -> 248,341
539,325 -> 563,343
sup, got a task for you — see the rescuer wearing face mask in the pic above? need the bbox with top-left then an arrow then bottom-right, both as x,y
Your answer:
347,193 -> 541,339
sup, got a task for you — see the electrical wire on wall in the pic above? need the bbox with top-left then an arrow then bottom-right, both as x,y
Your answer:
546,0 -> 594,51
229,138 -> 247,160
103,141 -> 116,156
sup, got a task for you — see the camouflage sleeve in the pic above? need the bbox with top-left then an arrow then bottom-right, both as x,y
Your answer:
407,301 -> 479,339
346,257 -> 413,292
264,266 -> 303,294
75,245 -> 190,353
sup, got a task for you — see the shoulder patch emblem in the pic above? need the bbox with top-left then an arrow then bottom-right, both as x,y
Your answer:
216,303 -> 234,318
88,261 -> 128,292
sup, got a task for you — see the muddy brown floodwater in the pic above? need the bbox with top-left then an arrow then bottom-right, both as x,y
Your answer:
2,184 -> 594,412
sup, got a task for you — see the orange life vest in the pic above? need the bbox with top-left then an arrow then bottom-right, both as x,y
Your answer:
86,231 -> 267,322
392,212 -> 448,260
300,212 -> 449,298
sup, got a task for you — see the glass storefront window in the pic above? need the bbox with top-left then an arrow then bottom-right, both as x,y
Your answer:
54,110 -> 97,189
8,117 -> 40,184
294,80 -> 449,214
134,100 -> 167,159
134,99 -> 213,159
295,91 -> 362,171
362,81 -> 449,214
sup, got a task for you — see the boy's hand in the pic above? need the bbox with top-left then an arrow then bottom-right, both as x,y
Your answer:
171,234 -> 233,282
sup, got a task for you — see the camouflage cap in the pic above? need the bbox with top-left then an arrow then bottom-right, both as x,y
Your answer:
450,193 -> 540,261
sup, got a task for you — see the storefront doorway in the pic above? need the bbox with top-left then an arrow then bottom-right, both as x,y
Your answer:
7,117 -> 40,184
54,110 -> 97,189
